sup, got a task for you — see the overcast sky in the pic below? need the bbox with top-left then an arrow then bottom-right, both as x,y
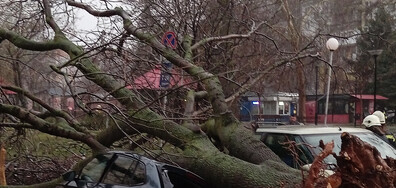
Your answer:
75,9 -> 97,31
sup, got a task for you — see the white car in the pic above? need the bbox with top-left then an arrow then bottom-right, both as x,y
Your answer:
256,126 -> 396,170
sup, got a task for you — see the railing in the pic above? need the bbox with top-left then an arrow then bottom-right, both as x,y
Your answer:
253,114 -> 290,127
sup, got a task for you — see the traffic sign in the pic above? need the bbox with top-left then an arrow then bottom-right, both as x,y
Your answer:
162,31 -> 177,49
159,60 -> 172,88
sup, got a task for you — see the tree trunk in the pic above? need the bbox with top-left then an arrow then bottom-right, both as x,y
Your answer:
297,63 -> 307,123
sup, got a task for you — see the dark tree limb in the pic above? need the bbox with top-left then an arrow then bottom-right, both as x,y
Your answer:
1,86 -> 89,134
0,103 -> 106,151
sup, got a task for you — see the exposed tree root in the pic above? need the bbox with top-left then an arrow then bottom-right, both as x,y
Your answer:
304,140 -> 338,188
305,132 -> 396,188
335,132 -> 396,188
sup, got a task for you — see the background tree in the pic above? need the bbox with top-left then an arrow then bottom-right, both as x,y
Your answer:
354,6 -> 396,109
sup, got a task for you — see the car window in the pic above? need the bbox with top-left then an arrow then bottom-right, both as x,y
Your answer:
263,134 -> 313,168
80,154 -> 113,183
360,134 -> 396,157
302,134 -> 340,165
293,136 -> 315,165
302,132 -> 396,166
102,154 -> 146,186
263,134 -> 295,167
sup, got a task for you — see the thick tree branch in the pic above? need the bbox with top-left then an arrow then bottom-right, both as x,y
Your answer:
0,103 -> 106,151
182,90 -> 205,133
66,0 -> 120,17
0,122 -> 33,129
182,35 -> 194,61
0,29 -> 62,51
2,85 -> 89,134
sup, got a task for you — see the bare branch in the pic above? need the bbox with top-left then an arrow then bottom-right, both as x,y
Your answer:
43,0 -> 65,37
191,21 -> 265,50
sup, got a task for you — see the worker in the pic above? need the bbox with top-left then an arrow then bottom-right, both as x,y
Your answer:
362,115 -> 390,144
289,115 -> 300,125
372,110 -> 396,148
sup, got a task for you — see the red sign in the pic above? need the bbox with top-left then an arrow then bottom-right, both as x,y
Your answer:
162,31 -> 177,49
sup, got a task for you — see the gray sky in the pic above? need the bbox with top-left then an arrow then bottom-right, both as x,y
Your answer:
75,9 -> 97,31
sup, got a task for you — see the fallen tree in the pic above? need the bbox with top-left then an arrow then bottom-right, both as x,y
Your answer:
0,1 -> 395,188
0,1 -> 303,187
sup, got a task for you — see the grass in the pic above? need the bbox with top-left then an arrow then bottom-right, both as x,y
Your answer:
1,128 -> 91,185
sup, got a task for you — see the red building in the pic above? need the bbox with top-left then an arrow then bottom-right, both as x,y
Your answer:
0,79 -> 16,95
305,94 -> 388,124
127,65 -> 193,90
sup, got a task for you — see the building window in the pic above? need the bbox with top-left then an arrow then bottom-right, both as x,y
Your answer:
251,101 -> 260,115
263,101 -> 276,114
249,101 -> 278,115
318,99 -> 349,114
278,101 -> 290,115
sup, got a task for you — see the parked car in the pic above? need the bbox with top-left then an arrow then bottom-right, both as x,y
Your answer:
57,150 -> 207,188
255,126 -> 396,170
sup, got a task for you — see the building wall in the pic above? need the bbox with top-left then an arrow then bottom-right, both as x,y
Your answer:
239,93 -> 299,123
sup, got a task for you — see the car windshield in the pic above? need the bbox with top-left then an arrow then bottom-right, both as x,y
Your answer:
301,132 -> 396,165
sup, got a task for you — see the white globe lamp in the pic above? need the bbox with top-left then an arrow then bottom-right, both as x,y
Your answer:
326,38 -> 339,51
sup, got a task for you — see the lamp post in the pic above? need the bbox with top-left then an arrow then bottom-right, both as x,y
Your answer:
368,49 -> 383,111
324,38 -> 339,126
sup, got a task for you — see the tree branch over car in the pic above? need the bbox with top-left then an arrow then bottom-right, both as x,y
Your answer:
0,0 -> 340,187
65,0 -> 290,166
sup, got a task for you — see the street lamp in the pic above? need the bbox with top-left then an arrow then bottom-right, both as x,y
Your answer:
368,49 -> 383,111
324,38 -> 339,126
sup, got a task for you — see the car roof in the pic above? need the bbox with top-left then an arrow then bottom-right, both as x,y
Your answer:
105,150 -> 180,167
101,150 -> 206,182
255,125 -> 372,135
